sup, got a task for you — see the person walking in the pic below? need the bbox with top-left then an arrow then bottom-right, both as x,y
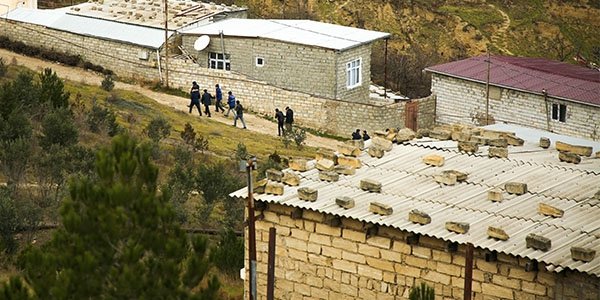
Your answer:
352,129 -> 361,140
362,130 -> 371,141
233,100 -> 247,129
284,106 -> 294,131
275,108 -> 285,136
201,89 -> 212,117
188,81 -> 202,116
214,84 -> 225,113
225,91 -> 236,117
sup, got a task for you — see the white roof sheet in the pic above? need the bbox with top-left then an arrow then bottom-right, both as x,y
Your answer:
231,127 -> 600,277
181,18 -> 390,51
6,8 -> 172,49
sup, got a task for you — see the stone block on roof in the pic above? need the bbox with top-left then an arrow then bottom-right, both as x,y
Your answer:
423,154 -> 445,167
369,202 -> 393,216
539,137 -> 551,149
430,127 -> 452,140
505,182 -> 527,195
371,137 -> 393,151
538,203 -> 564,218
298,187 -> 318,202
338,156 -> 361,169
316,159 -> 335,171
441,170 -> 467,182
503,134 -> 524,146
336,196 -> 355,209
556,141 -> 593,157
458,141 -> 479,153
289,158 -> 308,172
416,128 -> 430,138
333,164 -> 356,175
488,138 -> 508,148
360,179 -> 382,193
488,226 -> 509,241
316,148 -> 337,163
253,178 -> 268,194
367,146 -> 384,158
345,139 -> 365,150
319,171 -> 339,182
489,146 -> 508,159
571,247 -> 596,262
395,128 -> 416,142
282,172 -> 300,186
488,188 -> 504,202
526,233 -> 551,251
265,182 -> 284,195
266,168 -> 283,182
408,210 -> 431,225
337,144 -> 361,157
446,222 -> 469,234
559,152 -> 581,164
435,172 -> 457,185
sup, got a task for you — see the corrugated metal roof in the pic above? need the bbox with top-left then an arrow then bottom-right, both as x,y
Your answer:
180,18 -> 390,51
6,8 -> 172,49
425,55 -> 600,107
231,127 -> 600,277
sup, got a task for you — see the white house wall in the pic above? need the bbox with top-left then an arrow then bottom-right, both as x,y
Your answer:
432,74 -> 600,141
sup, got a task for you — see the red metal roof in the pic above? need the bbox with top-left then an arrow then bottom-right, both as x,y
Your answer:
425,55 -> 600,107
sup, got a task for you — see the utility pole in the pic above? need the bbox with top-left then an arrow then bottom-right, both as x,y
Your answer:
163,0 -> 169,87
464,243 -> 474,300
246,158 -> 257,300
485,50 -> 491,125
384,37 -> 389,99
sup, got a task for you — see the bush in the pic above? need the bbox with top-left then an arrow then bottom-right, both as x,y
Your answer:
101,75 -> 115,91
236,142 -> 249,161
86,104 -> 120,136
180,123 -> 208,153
40,108 -> 78,150
409,282 -> 435,300
0,189 -> 19,254
210,229 -> 244,276
145,116 -> 171,144
282,127 -> 307,149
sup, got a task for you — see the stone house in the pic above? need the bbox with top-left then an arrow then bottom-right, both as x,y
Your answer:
425,56 -> 600,141
231,125 -> 600,299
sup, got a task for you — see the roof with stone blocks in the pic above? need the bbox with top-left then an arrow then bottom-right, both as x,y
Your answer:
231,124 -> 600,277
425,55 -> 600,107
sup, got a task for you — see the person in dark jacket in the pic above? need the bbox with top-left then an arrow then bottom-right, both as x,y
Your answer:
284,106 -> 294,131
225,91 -> 236,117
214,84 -> 225,113
362,130 -> 371,141
201,89 -> 212,117
188,81 -> 202,116
275,108 -> 285,136
233,100 -> 246,129
352,129 -> 361,140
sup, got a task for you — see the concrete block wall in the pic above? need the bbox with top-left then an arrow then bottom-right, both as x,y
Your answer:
247,203 -> 599,300
168,57 -> 433,136
1,20 -> 161,80
432,74 -> 600,141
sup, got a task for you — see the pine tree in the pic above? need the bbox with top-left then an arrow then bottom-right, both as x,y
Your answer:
2,134 -> 219,299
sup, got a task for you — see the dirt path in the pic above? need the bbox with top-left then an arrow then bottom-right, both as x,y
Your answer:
0,49 -> 342,149
488,3 -> 514,55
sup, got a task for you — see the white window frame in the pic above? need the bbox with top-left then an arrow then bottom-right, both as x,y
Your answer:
346,58 -> 362,89
208,52 -> 230,70
255,57 -> 265,67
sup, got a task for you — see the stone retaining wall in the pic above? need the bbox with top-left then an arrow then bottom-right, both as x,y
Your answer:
246,203 -> 600,300
432,74 -> 600,141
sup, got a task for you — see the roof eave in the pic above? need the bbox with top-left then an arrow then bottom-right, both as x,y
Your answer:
425,69 -> 600,108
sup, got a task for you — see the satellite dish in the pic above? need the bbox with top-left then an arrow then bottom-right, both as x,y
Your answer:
193,35 -> 210,51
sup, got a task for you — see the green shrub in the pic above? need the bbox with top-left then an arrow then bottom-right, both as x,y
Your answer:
409,282 -> 435,300
101,75 -> 115,91
0,189 -> 19,254
40,108 -> 78,149
145,116 -> 171,144
86,103 -> 120,136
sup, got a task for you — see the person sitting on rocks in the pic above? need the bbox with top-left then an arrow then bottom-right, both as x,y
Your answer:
352,129 -> 361,140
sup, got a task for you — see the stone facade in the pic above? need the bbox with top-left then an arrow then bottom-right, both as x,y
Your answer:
181,34 -> 371,103
1,19 -> 161,80
431,74 -> 600,141
247,203 -> 600,300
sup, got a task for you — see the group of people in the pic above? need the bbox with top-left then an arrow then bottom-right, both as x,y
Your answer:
188,82 -> 246,129
274,107 -> 294,136
351,129 -> 370,141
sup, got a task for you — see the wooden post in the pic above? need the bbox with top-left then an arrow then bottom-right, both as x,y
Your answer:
384,37 -> 389,99
266,227 -> 277,300
464,243 -> 474,300
246,159 -> 257,300
485,51 -> 490,125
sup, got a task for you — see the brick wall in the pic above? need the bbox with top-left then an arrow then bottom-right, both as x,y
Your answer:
167,57 -> 434,136
247,203 -> 599,300
432,74 -> 600,141
1,20 -> 161,80
181,35 -> 371,103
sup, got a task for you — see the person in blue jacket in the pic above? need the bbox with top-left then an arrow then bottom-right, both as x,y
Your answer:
225,91 -> 236,117
214,84 -> 225,113
188,81 -> 202,116
201,89 -> 212,117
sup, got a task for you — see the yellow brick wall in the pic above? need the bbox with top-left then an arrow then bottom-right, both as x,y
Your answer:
245,203 -> 599,300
